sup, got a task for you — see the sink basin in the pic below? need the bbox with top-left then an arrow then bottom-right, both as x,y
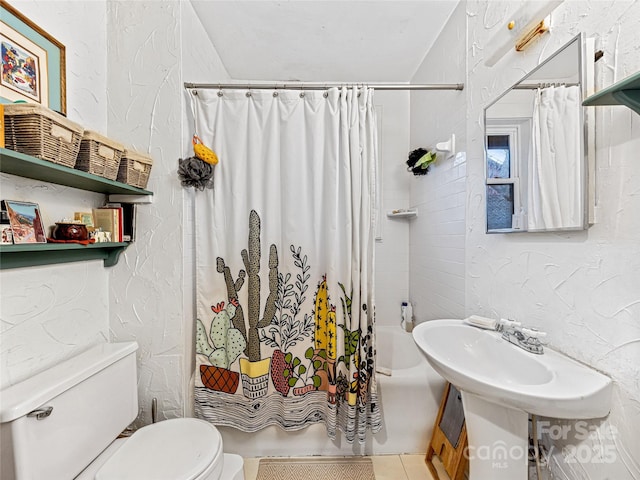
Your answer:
412,319 -> 611,418
413,319 -> 613,480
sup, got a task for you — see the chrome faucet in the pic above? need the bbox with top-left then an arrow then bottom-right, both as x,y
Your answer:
497,319 -> 546,355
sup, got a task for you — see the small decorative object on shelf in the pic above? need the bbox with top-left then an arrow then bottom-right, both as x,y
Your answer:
74,212 -> 94,228
52,222 -> 89,242
2,199 -> 46,244
1,209 -> 13,245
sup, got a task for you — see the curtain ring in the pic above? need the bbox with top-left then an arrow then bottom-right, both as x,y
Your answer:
323,91 -> 328,98
300,92 -> 305,98
273,91 -> 279,97
192,89 -> 198,96
246,91 -> 252,97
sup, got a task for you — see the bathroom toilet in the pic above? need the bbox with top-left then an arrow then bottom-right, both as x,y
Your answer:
0,341 -> 244,480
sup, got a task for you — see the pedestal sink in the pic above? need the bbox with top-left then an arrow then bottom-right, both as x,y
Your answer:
413,319 -> 612,480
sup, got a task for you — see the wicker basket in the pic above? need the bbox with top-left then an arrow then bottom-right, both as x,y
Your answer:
3,103 -> 84,168
117,149 -> 153,189
75,130 -> 125,180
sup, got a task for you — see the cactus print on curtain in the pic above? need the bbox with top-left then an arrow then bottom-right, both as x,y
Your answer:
190,87 -> 381,443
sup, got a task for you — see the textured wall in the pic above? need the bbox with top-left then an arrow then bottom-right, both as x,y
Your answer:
0,0 -> 109,389
464,1 -> 640,478
408,1 -> 468,322
2,0 -> 108,131
106,0 -> 230,424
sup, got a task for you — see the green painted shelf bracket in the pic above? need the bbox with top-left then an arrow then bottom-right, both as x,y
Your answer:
0,243 -> 129,269
582,71 -> 640,115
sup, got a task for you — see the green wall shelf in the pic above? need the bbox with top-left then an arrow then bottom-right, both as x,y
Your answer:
0,148 -> 153,195
0,242 -> 128,269
1,148 -> 153,268
582,71 -> 640,115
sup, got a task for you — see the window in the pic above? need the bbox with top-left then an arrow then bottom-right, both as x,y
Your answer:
485,119 -> 530,232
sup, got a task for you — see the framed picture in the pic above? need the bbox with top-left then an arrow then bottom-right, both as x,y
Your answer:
1,224 -> 13,244
0,1 -> 66,114
3,200 -> 47,244
74,211 -> 94,228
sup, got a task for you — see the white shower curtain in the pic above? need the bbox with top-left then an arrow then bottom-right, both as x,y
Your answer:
190,87 -> 380,443
528,85 -> 582,230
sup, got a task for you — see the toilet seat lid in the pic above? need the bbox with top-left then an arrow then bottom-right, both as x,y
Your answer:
96,418 -> 223,480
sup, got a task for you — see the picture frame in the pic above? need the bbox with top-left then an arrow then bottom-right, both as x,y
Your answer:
1,224 -> 13,244
3,200 -> 47,244
74,211 -> 94,228
0,0 -> 66,114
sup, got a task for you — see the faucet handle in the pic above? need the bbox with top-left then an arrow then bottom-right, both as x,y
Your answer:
499,318 -> 522,329
521,327 -> 547,339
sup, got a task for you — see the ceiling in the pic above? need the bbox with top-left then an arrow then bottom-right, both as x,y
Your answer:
189,1 -> 460,83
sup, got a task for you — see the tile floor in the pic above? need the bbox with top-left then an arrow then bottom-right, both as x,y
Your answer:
243,454 -> 452,480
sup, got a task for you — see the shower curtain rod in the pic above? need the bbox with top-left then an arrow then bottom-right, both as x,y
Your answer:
184,82 -> 464,91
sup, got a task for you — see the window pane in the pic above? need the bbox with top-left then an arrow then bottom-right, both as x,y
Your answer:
487,184 -> 514,230
487,134 -> 510,179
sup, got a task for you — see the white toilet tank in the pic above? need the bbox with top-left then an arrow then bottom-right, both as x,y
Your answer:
0,342 -> 139,480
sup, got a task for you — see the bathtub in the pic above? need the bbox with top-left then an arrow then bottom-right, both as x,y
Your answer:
217,324 -> 445,457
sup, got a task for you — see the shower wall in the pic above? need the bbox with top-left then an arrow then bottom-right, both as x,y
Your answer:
408,1 -> 468,323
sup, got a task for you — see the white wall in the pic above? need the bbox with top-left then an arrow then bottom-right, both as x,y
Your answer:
0,0 -> 109,389
408,1 -> 467,322
464,1 -> 640,478
106,0 -> 230,424
374,91 -> 411,327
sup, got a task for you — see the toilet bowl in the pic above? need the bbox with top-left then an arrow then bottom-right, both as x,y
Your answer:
76,418 -> 244,480
0,342 -> 244,480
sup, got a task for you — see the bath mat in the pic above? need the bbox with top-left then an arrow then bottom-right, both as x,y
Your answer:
256,457 -> 376,480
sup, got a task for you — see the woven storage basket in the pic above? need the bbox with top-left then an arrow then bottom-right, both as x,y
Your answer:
3,104 -> 84,168
117,149 -> 153,189
75,130 -> 125,180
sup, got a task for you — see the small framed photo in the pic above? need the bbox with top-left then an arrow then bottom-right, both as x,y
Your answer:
1,224 -> 13,244
74,211 -> 94,228
3,200 -> 47,244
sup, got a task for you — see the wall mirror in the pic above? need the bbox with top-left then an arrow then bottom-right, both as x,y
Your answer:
484,33 -> 593,233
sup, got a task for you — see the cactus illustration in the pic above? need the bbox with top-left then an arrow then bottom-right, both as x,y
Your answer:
337,282 -> 359,368
217,210 -> 279,362
196,299 -> 246,369
242,210 -> 279,362
216,258 -> 247,344
313,275 -> 337,361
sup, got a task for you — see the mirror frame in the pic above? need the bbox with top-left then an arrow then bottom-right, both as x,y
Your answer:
483,33 -> 592,234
